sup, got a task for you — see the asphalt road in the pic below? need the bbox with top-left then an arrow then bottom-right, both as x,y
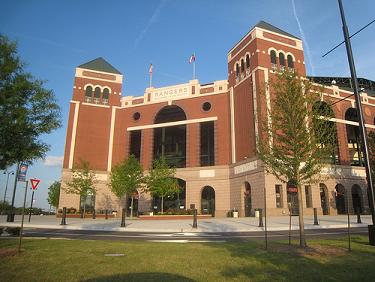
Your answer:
21,227 -> 369,243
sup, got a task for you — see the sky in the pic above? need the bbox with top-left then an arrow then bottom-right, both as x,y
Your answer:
1,0 -> 375,210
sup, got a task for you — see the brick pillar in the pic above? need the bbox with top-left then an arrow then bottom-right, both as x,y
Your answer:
187,123 -> 199,167
141,128 -> 153,170
336,123 -> 349,165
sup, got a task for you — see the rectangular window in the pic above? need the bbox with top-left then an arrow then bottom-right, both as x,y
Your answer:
275,185 -> 283,208
305,186 -> 312,208
200,121 -> 215,166
129,130 -> 141,161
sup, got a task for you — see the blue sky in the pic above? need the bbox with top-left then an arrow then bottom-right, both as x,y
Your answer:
1,0 -> 374,209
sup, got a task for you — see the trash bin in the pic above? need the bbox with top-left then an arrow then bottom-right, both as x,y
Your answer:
233,211 -> 239,218
255,210 -> 260,218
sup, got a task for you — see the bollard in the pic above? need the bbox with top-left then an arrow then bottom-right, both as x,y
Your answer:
121,208 -> 126,227
92,210 -> 96,219
258,209 -> 264,227
357,210 -> 362,224
60,207 -> 67,225
105,210 -> 108,220
193,209 -> 198,228
313,208 -> 319,225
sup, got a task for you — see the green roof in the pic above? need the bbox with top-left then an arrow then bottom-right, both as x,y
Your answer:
78,57 -> 122,74
255,21 -> 300,40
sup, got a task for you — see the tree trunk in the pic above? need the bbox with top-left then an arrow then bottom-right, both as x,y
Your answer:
83,196 -> 86,219
161,196 -> 164,214
131,196 -> 134,218
297,183 -> 306,248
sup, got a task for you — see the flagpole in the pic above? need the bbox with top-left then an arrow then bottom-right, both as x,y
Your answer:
150,72 -> 152,88
193,60 -> 195,80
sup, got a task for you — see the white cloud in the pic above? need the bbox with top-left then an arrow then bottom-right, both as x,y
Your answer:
43,156 -> 63,167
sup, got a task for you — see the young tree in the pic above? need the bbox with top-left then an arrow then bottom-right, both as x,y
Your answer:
65,160 -> 96,218
108,155 -> 144,225
0,35 -> 61,169
257,70 -> 336,248
47,181 -> 61,209
145,157 -> 179,214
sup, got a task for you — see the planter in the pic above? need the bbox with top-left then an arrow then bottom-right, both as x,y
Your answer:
233,211 -> 239,218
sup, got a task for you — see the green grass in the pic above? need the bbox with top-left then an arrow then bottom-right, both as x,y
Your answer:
0,236 -> 375,281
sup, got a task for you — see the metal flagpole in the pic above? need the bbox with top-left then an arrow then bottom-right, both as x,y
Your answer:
337,0 -> 375,245
193,59 -> 196,80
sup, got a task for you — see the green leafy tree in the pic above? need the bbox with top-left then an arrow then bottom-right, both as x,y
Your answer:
145,157 -> 179,214
0,35 -> 61,169
47,181 -> 61,209
108,155 -> 144,224
257,70 -> 336,248
65,160 -> 96,217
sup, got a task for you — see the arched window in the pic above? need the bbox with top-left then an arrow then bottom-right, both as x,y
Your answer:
85,86 -> 93,102
235,63 -> 240,78
270,50 -> 277,65
246,54 -> 250,69
154,105 -> 187,168
102,88 -> 109,105
241,59 -> 245,73
345,108 -> 363,166
313,101 -> 340,164
279,52 -> 286,67
287,55 -> 294,68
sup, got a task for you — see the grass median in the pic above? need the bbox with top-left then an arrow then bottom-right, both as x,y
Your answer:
0,236 -> 375,281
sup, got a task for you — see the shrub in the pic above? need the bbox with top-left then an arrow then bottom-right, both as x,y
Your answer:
6,227 -> 21,236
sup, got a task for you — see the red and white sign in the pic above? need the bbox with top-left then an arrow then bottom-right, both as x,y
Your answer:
30,178 -> 40,190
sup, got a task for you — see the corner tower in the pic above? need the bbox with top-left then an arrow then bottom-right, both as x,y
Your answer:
62,57 -> 123,171
227,21 -> 306,163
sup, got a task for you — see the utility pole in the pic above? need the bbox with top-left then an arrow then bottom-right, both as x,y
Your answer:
338,0 -> 375,245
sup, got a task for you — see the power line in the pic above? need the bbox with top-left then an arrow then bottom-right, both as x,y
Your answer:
322,19 -> 375,57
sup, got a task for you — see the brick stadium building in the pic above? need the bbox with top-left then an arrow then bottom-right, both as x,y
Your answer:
59,21 -> 375,217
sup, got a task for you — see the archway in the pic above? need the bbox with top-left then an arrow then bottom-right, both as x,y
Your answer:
319,183 -> 329,215
335,184 -> 346,214
287,180 -> 299,215
201,186 -> 215,216
244,182 -> 252,217
152,178 -> 186,213
153,105 -> 187,168
352,184 -> 363,213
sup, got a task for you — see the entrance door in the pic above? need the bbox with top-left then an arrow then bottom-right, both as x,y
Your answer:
287,192 -> 299,215
320,184 -> 329,215
244,182 -> 252,217
335,184 -> 346,214
352,185 -> 363,213
201,186 -> 215,216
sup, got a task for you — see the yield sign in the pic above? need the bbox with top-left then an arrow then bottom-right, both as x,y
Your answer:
30,178 -> 40,190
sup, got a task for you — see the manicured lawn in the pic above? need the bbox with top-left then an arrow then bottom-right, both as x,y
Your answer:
0,236 -> 375,281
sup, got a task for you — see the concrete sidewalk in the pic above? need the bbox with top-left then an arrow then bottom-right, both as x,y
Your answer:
0,214 -> 371,233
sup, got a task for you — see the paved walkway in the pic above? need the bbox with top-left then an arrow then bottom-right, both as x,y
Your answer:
0,215 -> 371,233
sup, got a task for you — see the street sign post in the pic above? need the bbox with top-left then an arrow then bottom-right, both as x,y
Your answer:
28,178 -> 40,223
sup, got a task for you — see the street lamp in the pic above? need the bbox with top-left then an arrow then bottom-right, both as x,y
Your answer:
3,171 -> 14,203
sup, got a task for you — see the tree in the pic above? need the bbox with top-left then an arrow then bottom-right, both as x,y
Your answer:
0,35 -> 61,169
145,157 -> 179,214
65,160 -> 96,218
257,70 -> 336,248
108,155 -> 144,225
47,181 -> 61,209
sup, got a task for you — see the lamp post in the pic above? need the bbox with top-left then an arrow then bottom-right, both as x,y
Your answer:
3,171 -> 15,203
337,0 -> 375,245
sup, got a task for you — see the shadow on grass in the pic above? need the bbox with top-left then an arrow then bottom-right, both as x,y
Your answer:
82,272 -> 195,282
204,237 -> 375,281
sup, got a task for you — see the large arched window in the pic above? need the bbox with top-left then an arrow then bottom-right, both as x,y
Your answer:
94,87 -> 101,104
270,50 -> 277,65
345,108 -> 363,166
153,106 -> 187,168
279,52 -> 286,67
241,59 -> 245,74
313,101 -> 340,164
85,86 -> 93,102
287,55 -> 294,68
